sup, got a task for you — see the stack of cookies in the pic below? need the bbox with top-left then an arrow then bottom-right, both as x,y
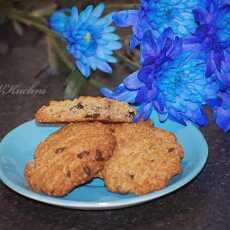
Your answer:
25,97 -> 183,196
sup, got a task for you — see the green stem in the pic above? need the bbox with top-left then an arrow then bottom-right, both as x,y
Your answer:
106,3 -> 139,10
51,37 -> 75,71
46,35 -> 59,74
30,4 -> 57,17
115,52 -> 140,70
9,9 -> 58,37
89,78 -> 107,89
65,70 -> 87,99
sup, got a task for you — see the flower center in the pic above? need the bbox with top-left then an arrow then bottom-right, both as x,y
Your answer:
173,75 -> 181,84
165,9 -> 173,18
84,32 -> 92,43
164,7 -> 177,20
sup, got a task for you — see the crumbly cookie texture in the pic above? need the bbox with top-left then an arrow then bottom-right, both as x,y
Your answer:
101,121 -> 184,195
25,122 -> 116,196
35,96 -> 136,123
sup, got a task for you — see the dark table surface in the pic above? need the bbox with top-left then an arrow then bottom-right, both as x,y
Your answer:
0,28 -> 230,230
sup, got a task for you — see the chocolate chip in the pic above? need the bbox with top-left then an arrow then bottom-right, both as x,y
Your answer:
108,126 -> 115,133
85,113 -> 100,119
70,103 -> 84,111
106,115 -> 111,121
168,148 -> 175,153
128,111 -> 136,118
55,147 -> 66,154
107,102 -> 112,109
83,166 -> 91,176
66,170 -> 71,178
95,150 -> 104,161
77,150 -> 90,159
129,174 -> 134,180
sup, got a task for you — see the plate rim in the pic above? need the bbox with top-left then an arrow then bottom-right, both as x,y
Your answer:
0,119 -> 208,210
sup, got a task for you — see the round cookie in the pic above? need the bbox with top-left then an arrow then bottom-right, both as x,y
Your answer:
102,121 -> 184,195
35,96 -> 136,123
25,122 -> 116,196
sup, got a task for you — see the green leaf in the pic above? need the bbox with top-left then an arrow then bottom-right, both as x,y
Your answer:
12,20 -> 24,36
46,35 -> 59,75
30,3 -> 56,17
64,70 -> 87,99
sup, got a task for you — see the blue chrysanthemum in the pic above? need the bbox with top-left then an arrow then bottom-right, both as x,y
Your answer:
113,0 -> 203,48
49,4 -> 122,77
102,29 -> 219,125
184,0 -> 230,86
49,9 -> 70,34
213,89 -> 230,132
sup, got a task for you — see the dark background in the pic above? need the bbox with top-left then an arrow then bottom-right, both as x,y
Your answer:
0,1 -> 230,229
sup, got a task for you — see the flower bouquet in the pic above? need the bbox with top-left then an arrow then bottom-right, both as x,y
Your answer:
6,0 -> 230,132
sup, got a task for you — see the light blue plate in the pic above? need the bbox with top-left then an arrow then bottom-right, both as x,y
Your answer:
0,113 -> 208,210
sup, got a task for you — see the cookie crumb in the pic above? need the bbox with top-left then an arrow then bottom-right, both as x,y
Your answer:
77,150 -> 90,159
83,166 -> 91,176
55,147 -> 66,154
70,103 -> 84,111
95,150 -> 104,161
168,148 -> 175,153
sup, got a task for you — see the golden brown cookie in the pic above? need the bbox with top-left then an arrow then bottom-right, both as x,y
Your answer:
35,96 -> 136,123
101,121 -> 184,195
25,122 -> 116,196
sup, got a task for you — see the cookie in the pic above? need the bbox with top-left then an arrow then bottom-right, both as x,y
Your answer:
101,121 -> 184,195
25,122 -> 116,196
35,96 -> 136,123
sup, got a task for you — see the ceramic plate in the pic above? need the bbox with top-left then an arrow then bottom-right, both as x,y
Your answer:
0,113 -> 208,210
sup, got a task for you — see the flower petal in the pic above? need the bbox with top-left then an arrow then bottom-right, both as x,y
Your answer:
141,31 -> 158,62
124,71 -> 144,90
76,61 -> 91,77
130,35 -> 140,49
103,26 -> 116,33
193,9 -> 207,25
92,3 -> 105,18
102,33 -> 120,41
167,36 -> 183,59
49,10 -> 70,34
95,59 -> 112,73
134,105 -> 145,122
143,102 -> 153,120
205,51 -> 216,77
215,107 -> 230,132
137,66 -> 154,88
106,41 -> 122,50
135,87 -> 148,104
112,10 -> 138,27
69,7 -> 79,27
101,85 -> 137,103
79,5 -> 93,22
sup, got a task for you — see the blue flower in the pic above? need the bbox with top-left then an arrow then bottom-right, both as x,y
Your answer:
213,89 -> 230,132
113,0 -> 203,48
184,0 -> 230,86
102,29 -> 219,125
49,4 -> 122,77
49,9 -> 70,34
